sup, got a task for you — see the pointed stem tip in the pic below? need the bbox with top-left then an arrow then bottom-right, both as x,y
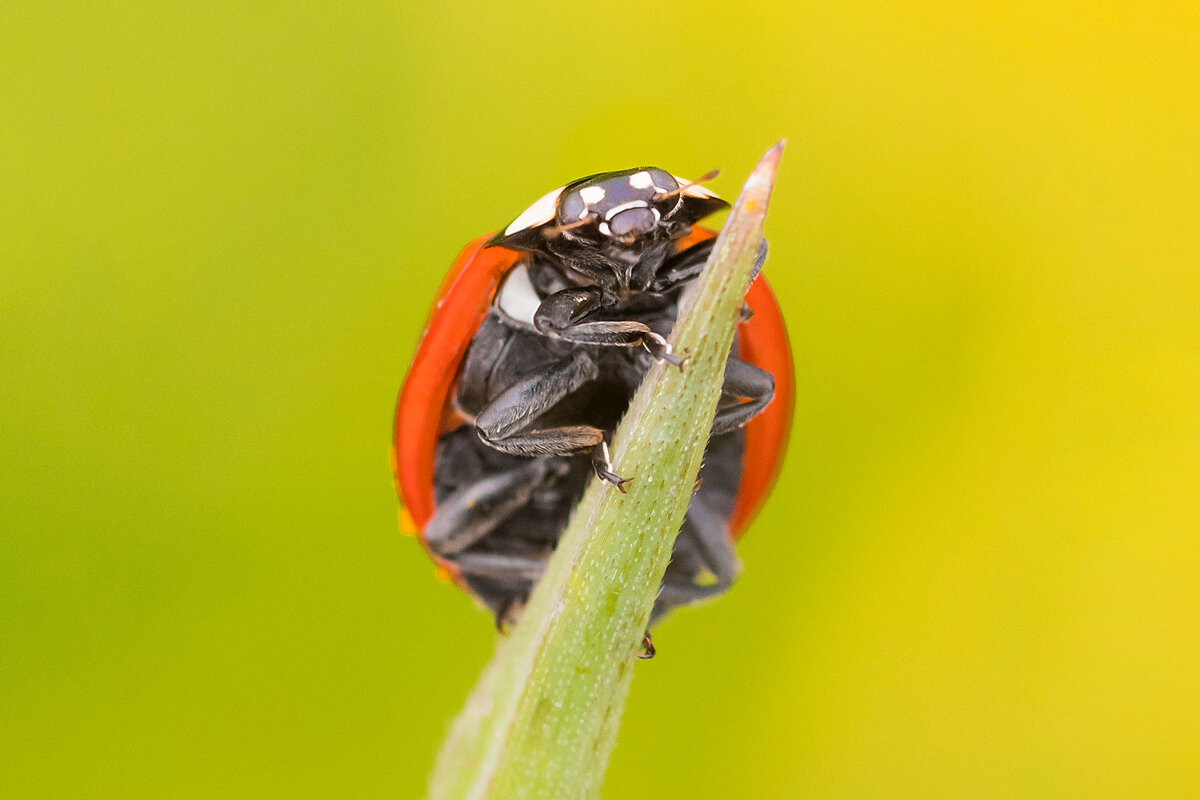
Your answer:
728,140 -> 785,225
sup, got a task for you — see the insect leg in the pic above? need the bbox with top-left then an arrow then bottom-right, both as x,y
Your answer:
682,496 -> 742,586
424,458 -> 568,557
711,357 -> 775,436
475,350 -> 605,456
475,350 -> 634,489
637,631 -> 656,660
650,237 -> 767,294
591,440 -> 632,493
649,237 -> 714,293
452,552 -> 548,582
455,551 -> 550,629
750,238 -> 769,282
654,576 -> 730,611
493,593 -> 529,633
534,287 -> 684,367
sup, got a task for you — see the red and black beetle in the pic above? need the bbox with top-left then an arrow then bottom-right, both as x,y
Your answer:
392,167 -> 793,632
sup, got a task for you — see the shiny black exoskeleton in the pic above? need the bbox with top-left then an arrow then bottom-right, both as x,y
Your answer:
426,168 -> 774,628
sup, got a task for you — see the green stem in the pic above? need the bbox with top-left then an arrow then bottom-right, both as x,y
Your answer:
428,142 -> 785,800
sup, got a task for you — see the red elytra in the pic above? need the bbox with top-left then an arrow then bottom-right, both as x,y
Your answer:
391,226 -> 793,589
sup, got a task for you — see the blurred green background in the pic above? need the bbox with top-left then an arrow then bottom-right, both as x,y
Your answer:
3,1 -> 1198,797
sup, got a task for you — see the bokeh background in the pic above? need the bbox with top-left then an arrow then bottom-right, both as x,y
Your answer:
3,2 -> 1198,797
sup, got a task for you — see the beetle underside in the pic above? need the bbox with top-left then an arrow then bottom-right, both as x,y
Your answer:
403,170 -> 779,631
425,257 -> 760,625
433,418 -> 746,624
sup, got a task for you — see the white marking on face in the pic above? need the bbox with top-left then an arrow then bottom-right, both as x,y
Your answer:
579,185 -> 606,204
495,262 -> 541,325
503,186 -> 565,236
603,200 -> 653,221
628,170 -> 654,189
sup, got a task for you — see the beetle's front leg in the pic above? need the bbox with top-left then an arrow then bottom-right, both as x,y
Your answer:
650,238 -> 768,294
650,237 -> 714,293
533,287 -> 684,368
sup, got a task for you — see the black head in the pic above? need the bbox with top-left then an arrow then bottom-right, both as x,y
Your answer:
489,168 -> 729,294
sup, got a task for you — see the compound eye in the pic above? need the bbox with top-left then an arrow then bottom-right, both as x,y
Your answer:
607,206 -> 658,239
646,169 -> 678,195
557,191 -> 587,223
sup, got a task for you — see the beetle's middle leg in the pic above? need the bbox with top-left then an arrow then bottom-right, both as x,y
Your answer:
653,499 -> 741,620
711,357 -> 775,435
475,350 -> 630,489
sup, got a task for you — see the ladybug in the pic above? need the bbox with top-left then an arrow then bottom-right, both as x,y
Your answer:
392,167 -> 793,637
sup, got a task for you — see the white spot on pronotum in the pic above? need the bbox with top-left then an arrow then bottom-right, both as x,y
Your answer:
503,186 -> 565,236
579,185 -> 606,204
628,170 -> 654,189
495,262 -> 541,325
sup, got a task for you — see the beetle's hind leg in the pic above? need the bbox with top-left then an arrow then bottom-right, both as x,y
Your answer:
453,552 -> 548,630
494,593 -> 529,633
425,458 -> 569,557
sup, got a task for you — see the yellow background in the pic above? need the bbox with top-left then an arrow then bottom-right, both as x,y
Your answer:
3,2 -> 1198,796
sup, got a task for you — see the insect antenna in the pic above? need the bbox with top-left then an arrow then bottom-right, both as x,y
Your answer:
661,169 -> 720,200
541,216 -> 594,239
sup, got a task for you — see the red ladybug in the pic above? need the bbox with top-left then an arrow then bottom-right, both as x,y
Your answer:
392,167 -> 793,634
